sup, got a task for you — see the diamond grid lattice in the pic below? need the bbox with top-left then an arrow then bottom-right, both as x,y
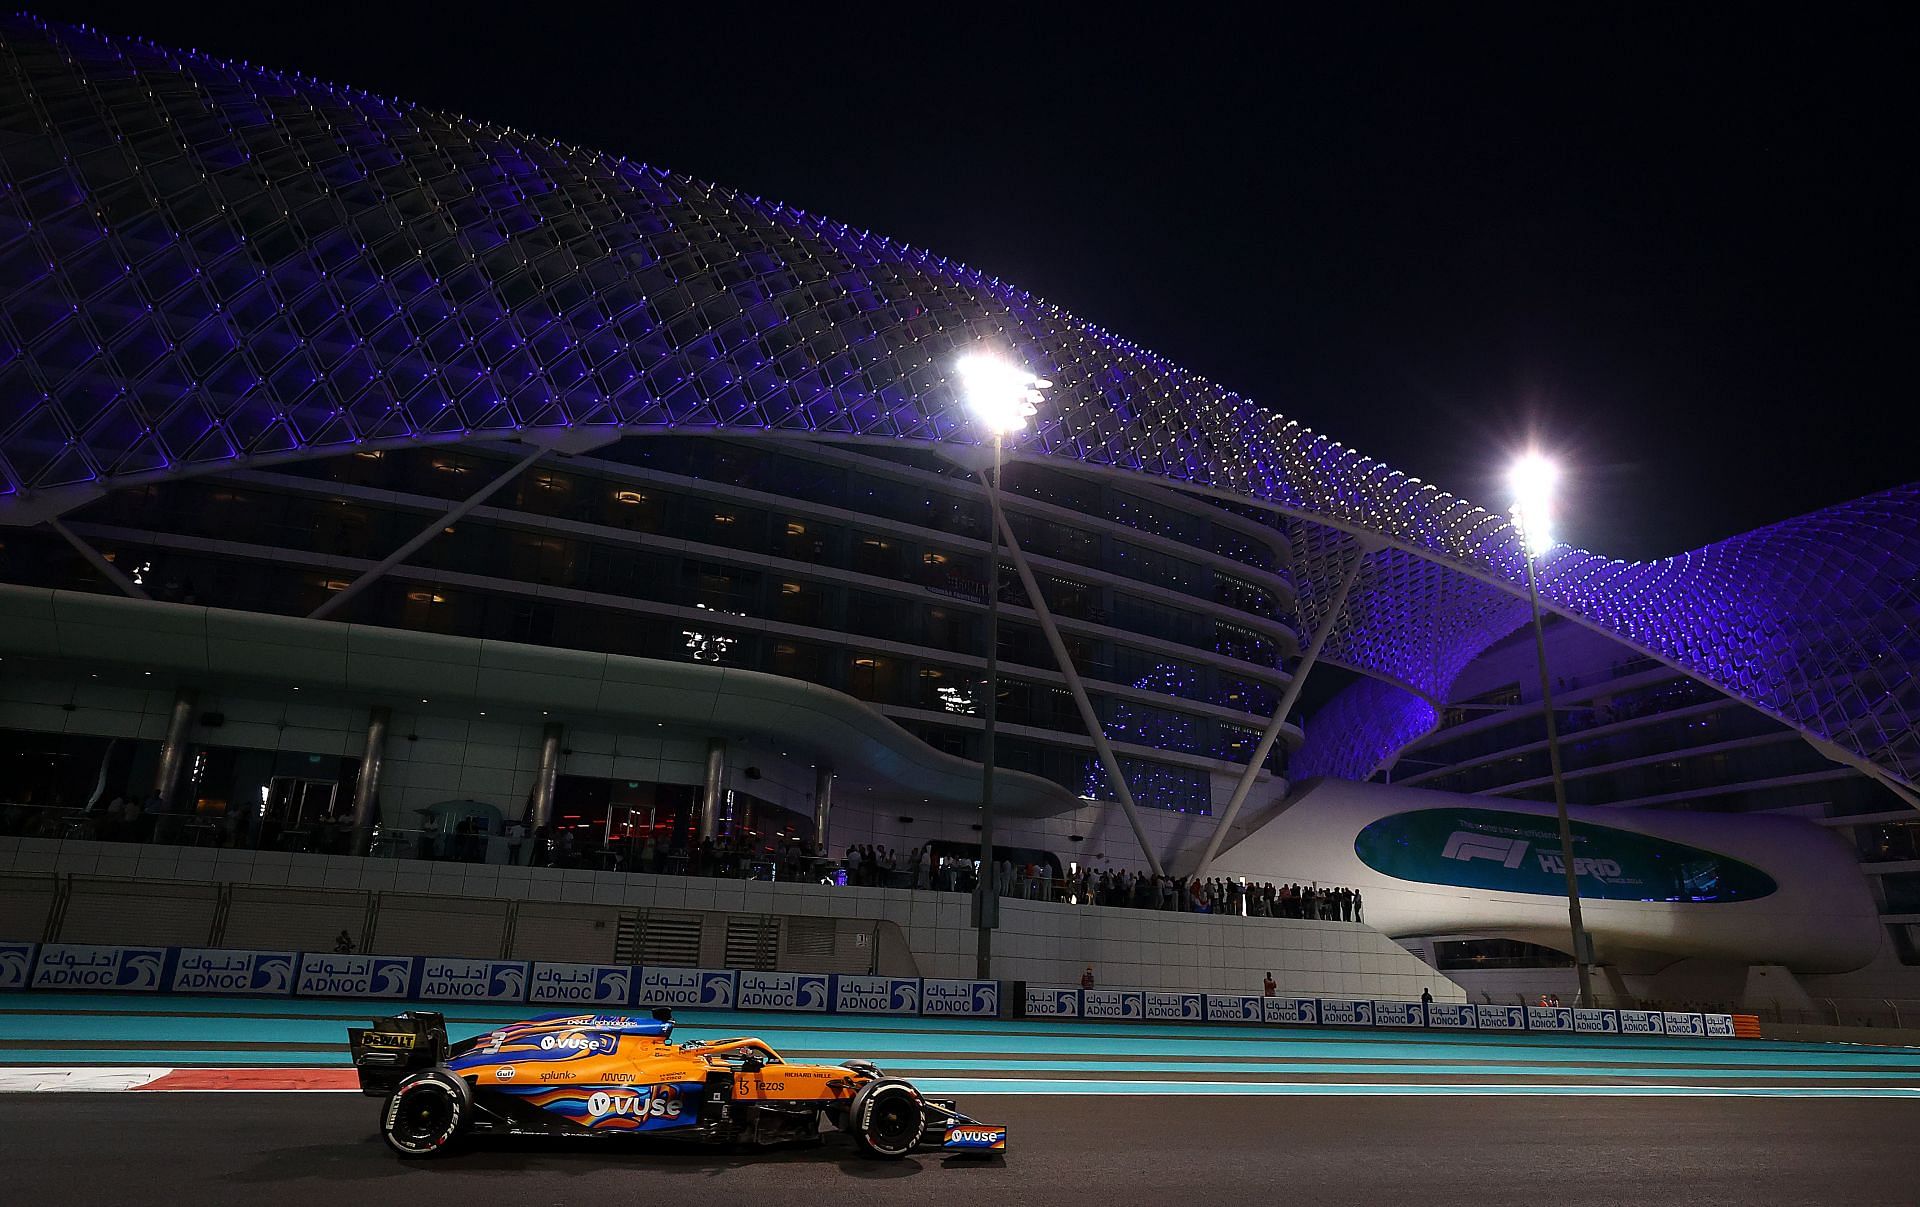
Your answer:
0,16 -> 1913,790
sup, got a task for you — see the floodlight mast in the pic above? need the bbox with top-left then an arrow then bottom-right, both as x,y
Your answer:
955,353 -> 1049,979
1508,452 -> 1596,1008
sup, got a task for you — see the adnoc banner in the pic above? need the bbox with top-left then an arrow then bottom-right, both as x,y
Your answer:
921,978 -> 998,1017
0,942 -> 35,991
1319,998 -> 1375,1026
1573,1008 -> 1622,1034
636,966 -> 737,1009
295,953 -> 415,998
1146,990 -> 1205,1022
528,962 -> 631,1006
415,958 -> 529,1004
1474,1004 -> 1526,1030
1527,1006 -> 1575,1032
830,975 -> 920,1015
1205,993 -> 1265,1023
1264,996 -> 1319,1025
1022,986 -> 1080,1017
1081,989 -> 1145,1020
1373,1000 -> 1424,1027
31,943 -> 169,992
1704,1013 -> 1736,1038
1662,1011 -> 1707,1037
170,948 -> 297,996
1426,1002 -> 1477,1028
1618,1008 -> 1666,1035
738,971 -> 830,1012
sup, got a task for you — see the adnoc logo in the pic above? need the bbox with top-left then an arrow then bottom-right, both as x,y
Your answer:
0,943 -> 35,990
30,944 -> 170,991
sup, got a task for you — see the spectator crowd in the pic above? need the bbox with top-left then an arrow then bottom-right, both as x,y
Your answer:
840,843 -> 1363,921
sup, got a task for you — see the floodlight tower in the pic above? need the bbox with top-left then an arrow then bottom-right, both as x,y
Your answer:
954,351 -> 1048,979
1510,452 -> 1596,1008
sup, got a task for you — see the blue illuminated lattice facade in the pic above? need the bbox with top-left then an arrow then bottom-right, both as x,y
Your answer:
0,16 -> 1914,793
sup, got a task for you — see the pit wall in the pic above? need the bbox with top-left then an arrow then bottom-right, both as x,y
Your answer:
0,836 -> 1461,1000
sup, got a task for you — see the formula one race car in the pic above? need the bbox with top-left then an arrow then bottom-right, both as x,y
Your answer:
348,1008 -> 1007,1160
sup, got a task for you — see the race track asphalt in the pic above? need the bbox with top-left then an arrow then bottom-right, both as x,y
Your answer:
6,1091 -> 1917,1207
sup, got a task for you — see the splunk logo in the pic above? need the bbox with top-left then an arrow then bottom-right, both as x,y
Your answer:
1441,831 -> 1530,869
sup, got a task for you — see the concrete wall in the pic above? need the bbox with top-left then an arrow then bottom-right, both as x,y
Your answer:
0,836 -> 1461,1000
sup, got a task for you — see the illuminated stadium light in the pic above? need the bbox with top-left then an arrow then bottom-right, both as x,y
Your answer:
954,353 -> 1050,436
1508,452 -> 1560,556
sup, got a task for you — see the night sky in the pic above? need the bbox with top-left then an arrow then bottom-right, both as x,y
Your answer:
32,3 -> 1918,559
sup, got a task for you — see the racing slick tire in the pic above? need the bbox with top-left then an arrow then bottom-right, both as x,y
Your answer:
847,1078 -> 926,1159
381,1068 -> 472,1159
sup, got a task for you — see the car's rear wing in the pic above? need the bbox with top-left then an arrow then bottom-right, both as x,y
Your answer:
346,1010 -> 450,1097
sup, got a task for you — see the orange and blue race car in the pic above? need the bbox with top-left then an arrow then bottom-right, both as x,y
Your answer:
348,1007 -> 1007,1160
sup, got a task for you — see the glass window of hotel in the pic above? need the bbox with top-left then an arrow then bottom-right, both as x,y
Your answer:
772,579 -> 831,627
579,542 -> 675,599
922,491 -> 986,541
846,652 -> 903,703
601,482 -> 662,530
1859,821 -> 1920,862
916,664 -> 979,714
846,590 -> 919,644
504,530 -> 577,586
671,495 -> 767,553
1038,573 -> 1100,621
853,474 -> 931,518
851,532 -> 906,579
1112,491 -> 1204,544
682,561 -> 760,614
1213,622 -> 1280,669
922,605 -> 978,653
513,467 -> 585,519
769,639 -> 831,684
1112,542 -> 1204,594
764,454 -> 849,510
772,515 -> 832,562
915,546 -> 983,593
1206,523 -> 1276,571
1215,573 -> 1276,615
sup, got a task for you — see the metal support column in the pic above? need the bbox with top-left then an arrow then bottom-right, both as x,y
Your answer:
47,519 -> 149,600
309,446 -> 546,620
983,486 -> 1166,877
1521,548 -> 1596,1008
699,738 -> 726,841
1193,549 -> 1368,876
152,689 -> 197,810
528,721 -> 563,830
349,705 -> 390,855
812,766 -> 833,851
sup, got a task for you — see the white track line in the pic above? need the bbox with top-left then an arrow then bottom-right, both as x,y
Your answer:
0,1066 -> 172,1092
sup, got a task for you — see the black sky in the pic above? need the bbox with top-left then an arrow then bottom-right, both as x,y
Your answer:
34,3 -> 1919,559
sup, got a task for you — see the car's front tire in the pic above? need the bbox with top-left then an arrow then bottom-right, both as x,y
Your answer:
381,1069 -> 471,1159
847,1078 -> 925,1159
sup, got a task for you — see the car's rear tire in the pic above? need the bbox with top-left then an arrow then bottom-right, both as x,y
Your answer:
382,1069 -> 471,1159
848,1078 -> 925,1159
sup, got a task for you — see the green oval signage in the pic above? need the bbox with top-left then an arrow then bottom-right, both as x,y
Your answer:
1353,807 -> 1777,903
